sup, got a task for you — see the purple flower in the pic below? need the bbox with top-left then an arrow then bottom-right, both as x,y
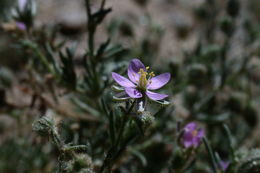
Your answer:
16,21 -> 26,31
182,122 -> 204,148
219,160 -> 230,171
112,59 -> 171,101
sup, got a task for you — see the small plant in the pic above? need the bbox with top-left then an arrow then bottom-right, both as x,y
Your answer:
0,0 -> 259,172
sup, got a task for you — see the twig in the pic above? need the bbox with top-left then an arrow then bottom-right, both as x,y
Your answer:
101,0 -> 106,9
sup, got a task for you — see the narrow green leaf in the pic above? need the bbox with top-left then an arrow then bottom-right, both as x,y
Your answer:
223,124 -> 235,160
203,137 -> 218,173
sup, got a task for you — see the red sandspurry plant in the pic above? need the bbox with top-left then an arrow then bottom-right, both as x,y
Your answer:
112,58 -> 171,101
2,0 -> 259,172
182,122 -> 204,148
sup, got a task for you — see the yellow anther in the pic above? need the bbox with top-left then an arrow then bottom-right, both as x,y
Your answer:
192,130 -> 198,137
149,72 -> 155,77
138,69 -> 145,74
146,66 -> 150,70
137,68 -> 155,90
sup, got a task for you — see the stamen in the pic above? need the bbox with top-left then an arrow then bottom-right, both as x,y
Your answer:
137,68 -> 155,90
149,72 -> 155,77
192,130 -> 198,137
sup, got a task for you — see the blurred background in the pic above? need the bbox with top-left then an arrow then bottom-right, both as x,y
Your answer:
0,0 -> 260,172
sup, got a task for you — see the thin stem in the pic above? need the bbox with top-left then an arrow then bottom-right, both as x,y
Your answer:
62,145 -> 88,152
50,127 -> 78,160
30,43 -> 54,74
220,39 -> 229,89
85,0 -> 91,18
99,100 -> 136,173
51,130 -> 63,148
115,101 -> 136,146
85,0 -> 95,56
101,0 -> 106,9
223,124 -> 236,160
203,137 -> 218,173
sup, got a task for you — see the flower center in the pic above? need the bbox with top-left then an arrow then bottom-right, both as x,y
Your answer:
137,67 -> 155,91
192,130 -> 198,137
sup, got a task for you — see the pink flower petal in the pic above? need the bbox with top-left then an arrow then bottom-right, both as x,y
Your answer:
125,88 -> 143,98
16,21 -> 26,30
112,72 -> 136,88
193,128 -> 204,147
147,73 -> 171,90
193,136 -> 201,147
182,131 -> 193,148
184,122 -> 197,131
197,128 -> 205,138
146,90 -> 168,100
128,59 -> 145,84
219,161 -> 230,171
182,122 -> 205,148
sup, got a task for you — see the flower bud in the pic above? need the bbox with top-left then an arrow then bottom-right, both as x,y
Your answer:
74,154 -> 93,170
32,116 -> 54,136
138,112 -> 155,128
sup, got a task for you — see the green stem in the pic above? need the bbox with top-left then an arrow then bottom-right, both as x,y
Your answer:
223,124 -> 235,160
62,145 -> 88,152
27,42 -> 54,74
51,128 -> 64,151
203,137 -> 218,173
99,101 -> 136,173
220,40 -> 229,89
101,0 -> 106,9
85,0 -> 95,57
